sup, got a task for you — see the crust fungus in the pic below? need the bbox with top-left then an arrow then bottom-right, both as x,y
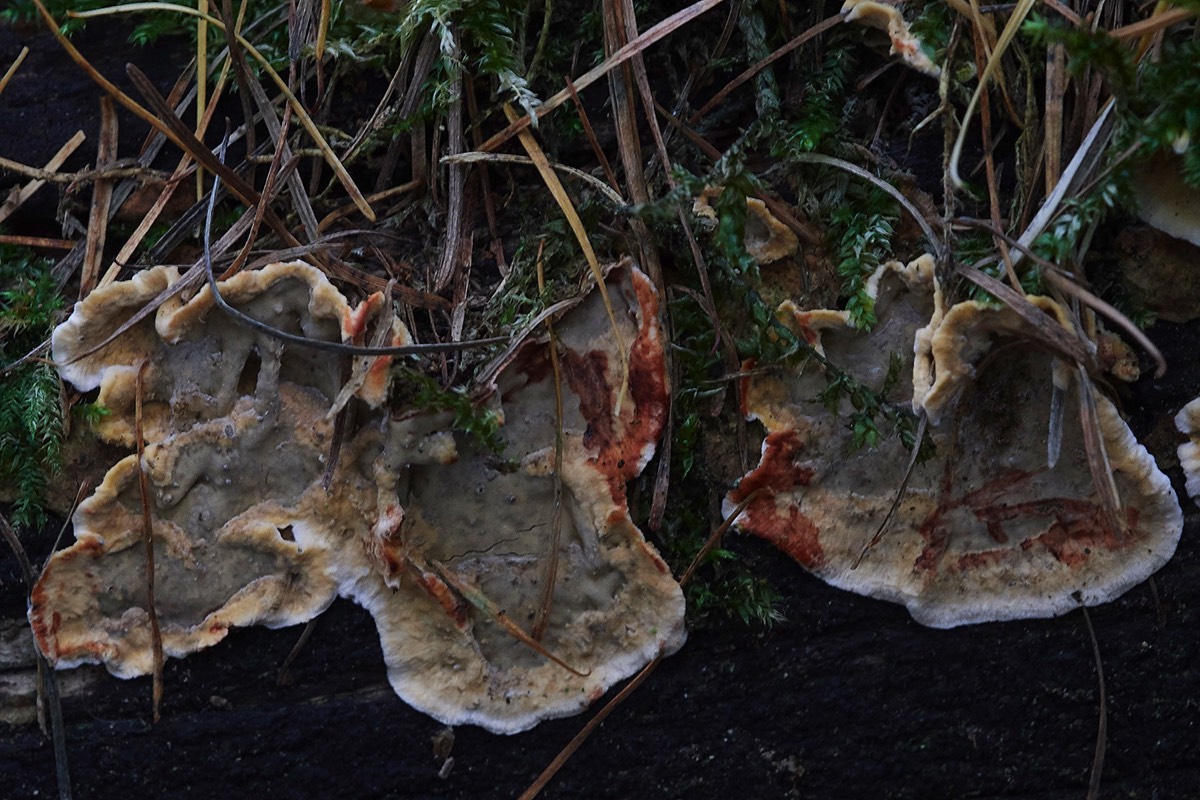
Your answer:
840,0 -> 940,79
34,262 -> 388,674
726,257 -> 1182,627
1131,152 -> 1200,247
354,265 -> 684,732
1116,153 -> 1200,322
692,188 -> 799,265
33,260 -> 683,734
1177,398 -> 1200,505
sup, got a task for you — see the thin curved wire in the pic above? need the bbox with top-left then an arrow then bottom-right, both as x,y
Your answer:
204,132 -> 505,357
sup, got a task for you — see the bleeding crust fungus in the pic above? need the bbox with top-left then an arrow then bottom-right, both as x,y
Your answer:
33,260 -> 683,734
353,265 -> 683,732
726,257 -> 1182,627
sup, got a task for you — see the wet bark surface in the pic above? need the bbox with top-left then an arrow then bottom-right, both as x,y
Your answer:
3,15 -> 1200,800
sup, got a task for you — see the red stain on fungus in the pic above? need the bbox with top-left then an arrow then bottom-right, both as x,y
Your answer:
341,292 -> 384,340
789,312 -> 822,345
738,359 -> 756,418
917,468 -> 1140,574
416,572 -> 469,628
750,504 -> 824,569
728,431 -> 815,503
1022,501 -> 1132,568
508,344 -> 553,389
563,350 -> 615,451
553,269 -> 669,506
730,431 -> 825,569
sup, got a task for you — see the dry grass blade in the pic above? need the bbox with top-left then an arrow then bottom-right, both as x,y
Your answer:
948,0 -> 1037,188
792,152 -> 942,257
197,0 -> 210,201
101,159 -> 193,287
472,297 -> 591,388
276,619 -> 318,686
433,61 -> 467,292
0,339 -> 50,378
234,53 -> 320,241
566,78 -> 621,194
0,159 -> 173,185
853,413 -> 929,569
1043,270 -> 1166,378
1012,99 -> 1115,263
0,512 -> 73,800
1075,365 -> 1125,540
531,242 -> 565,642
0,131 -> 86,227
80,97 -> 118,299
72,2 -> 375,221
953,217 -> 1167,378
479,0 -> 725,152
444,153 -> 623,206
1041,0 -> 1082,28
124,64 -> 303,249
691,13 -> 841,123
1111,6 -> 1195,40
954,262 -> 1096,370
317,179 -> 424,232
602,0 -> 659,286
216,116 -> 298,281
199,147 -> 506,357
428,559 -> 590,677
99,54 -> 215,281
503,103 -> 630,412
135,361 -> 165,723
1044,42 -> 1066,194
517,654 -> 661,800
678,489 -> 763,587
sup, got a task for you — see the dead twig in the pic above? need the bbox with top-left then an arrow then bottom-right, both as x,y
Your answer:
531,241 -> 565,642
0,131 -> 86,227
80,97 -> 118,299
135,361 -> 165,722
690,13 -> 841,123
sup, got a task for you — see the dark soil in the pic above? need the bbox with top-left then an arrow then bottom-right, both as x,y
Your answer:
3,13 -> 1200,800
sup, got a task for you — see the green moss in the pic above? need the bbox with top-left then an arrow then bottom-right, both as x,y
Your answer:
0,243 -> 65,529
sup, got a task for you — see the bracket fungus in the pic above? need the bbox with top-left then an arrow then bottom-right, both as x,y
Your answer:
32,260 -> 684,733
352,264 -> 683,731
726,256 -> 1182,627
1117,153 -> 1200,322
1177,398 -> 1200,505
692,188 -> 800,265
1131,152 -> 1200,248
840,0 -> 940,79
